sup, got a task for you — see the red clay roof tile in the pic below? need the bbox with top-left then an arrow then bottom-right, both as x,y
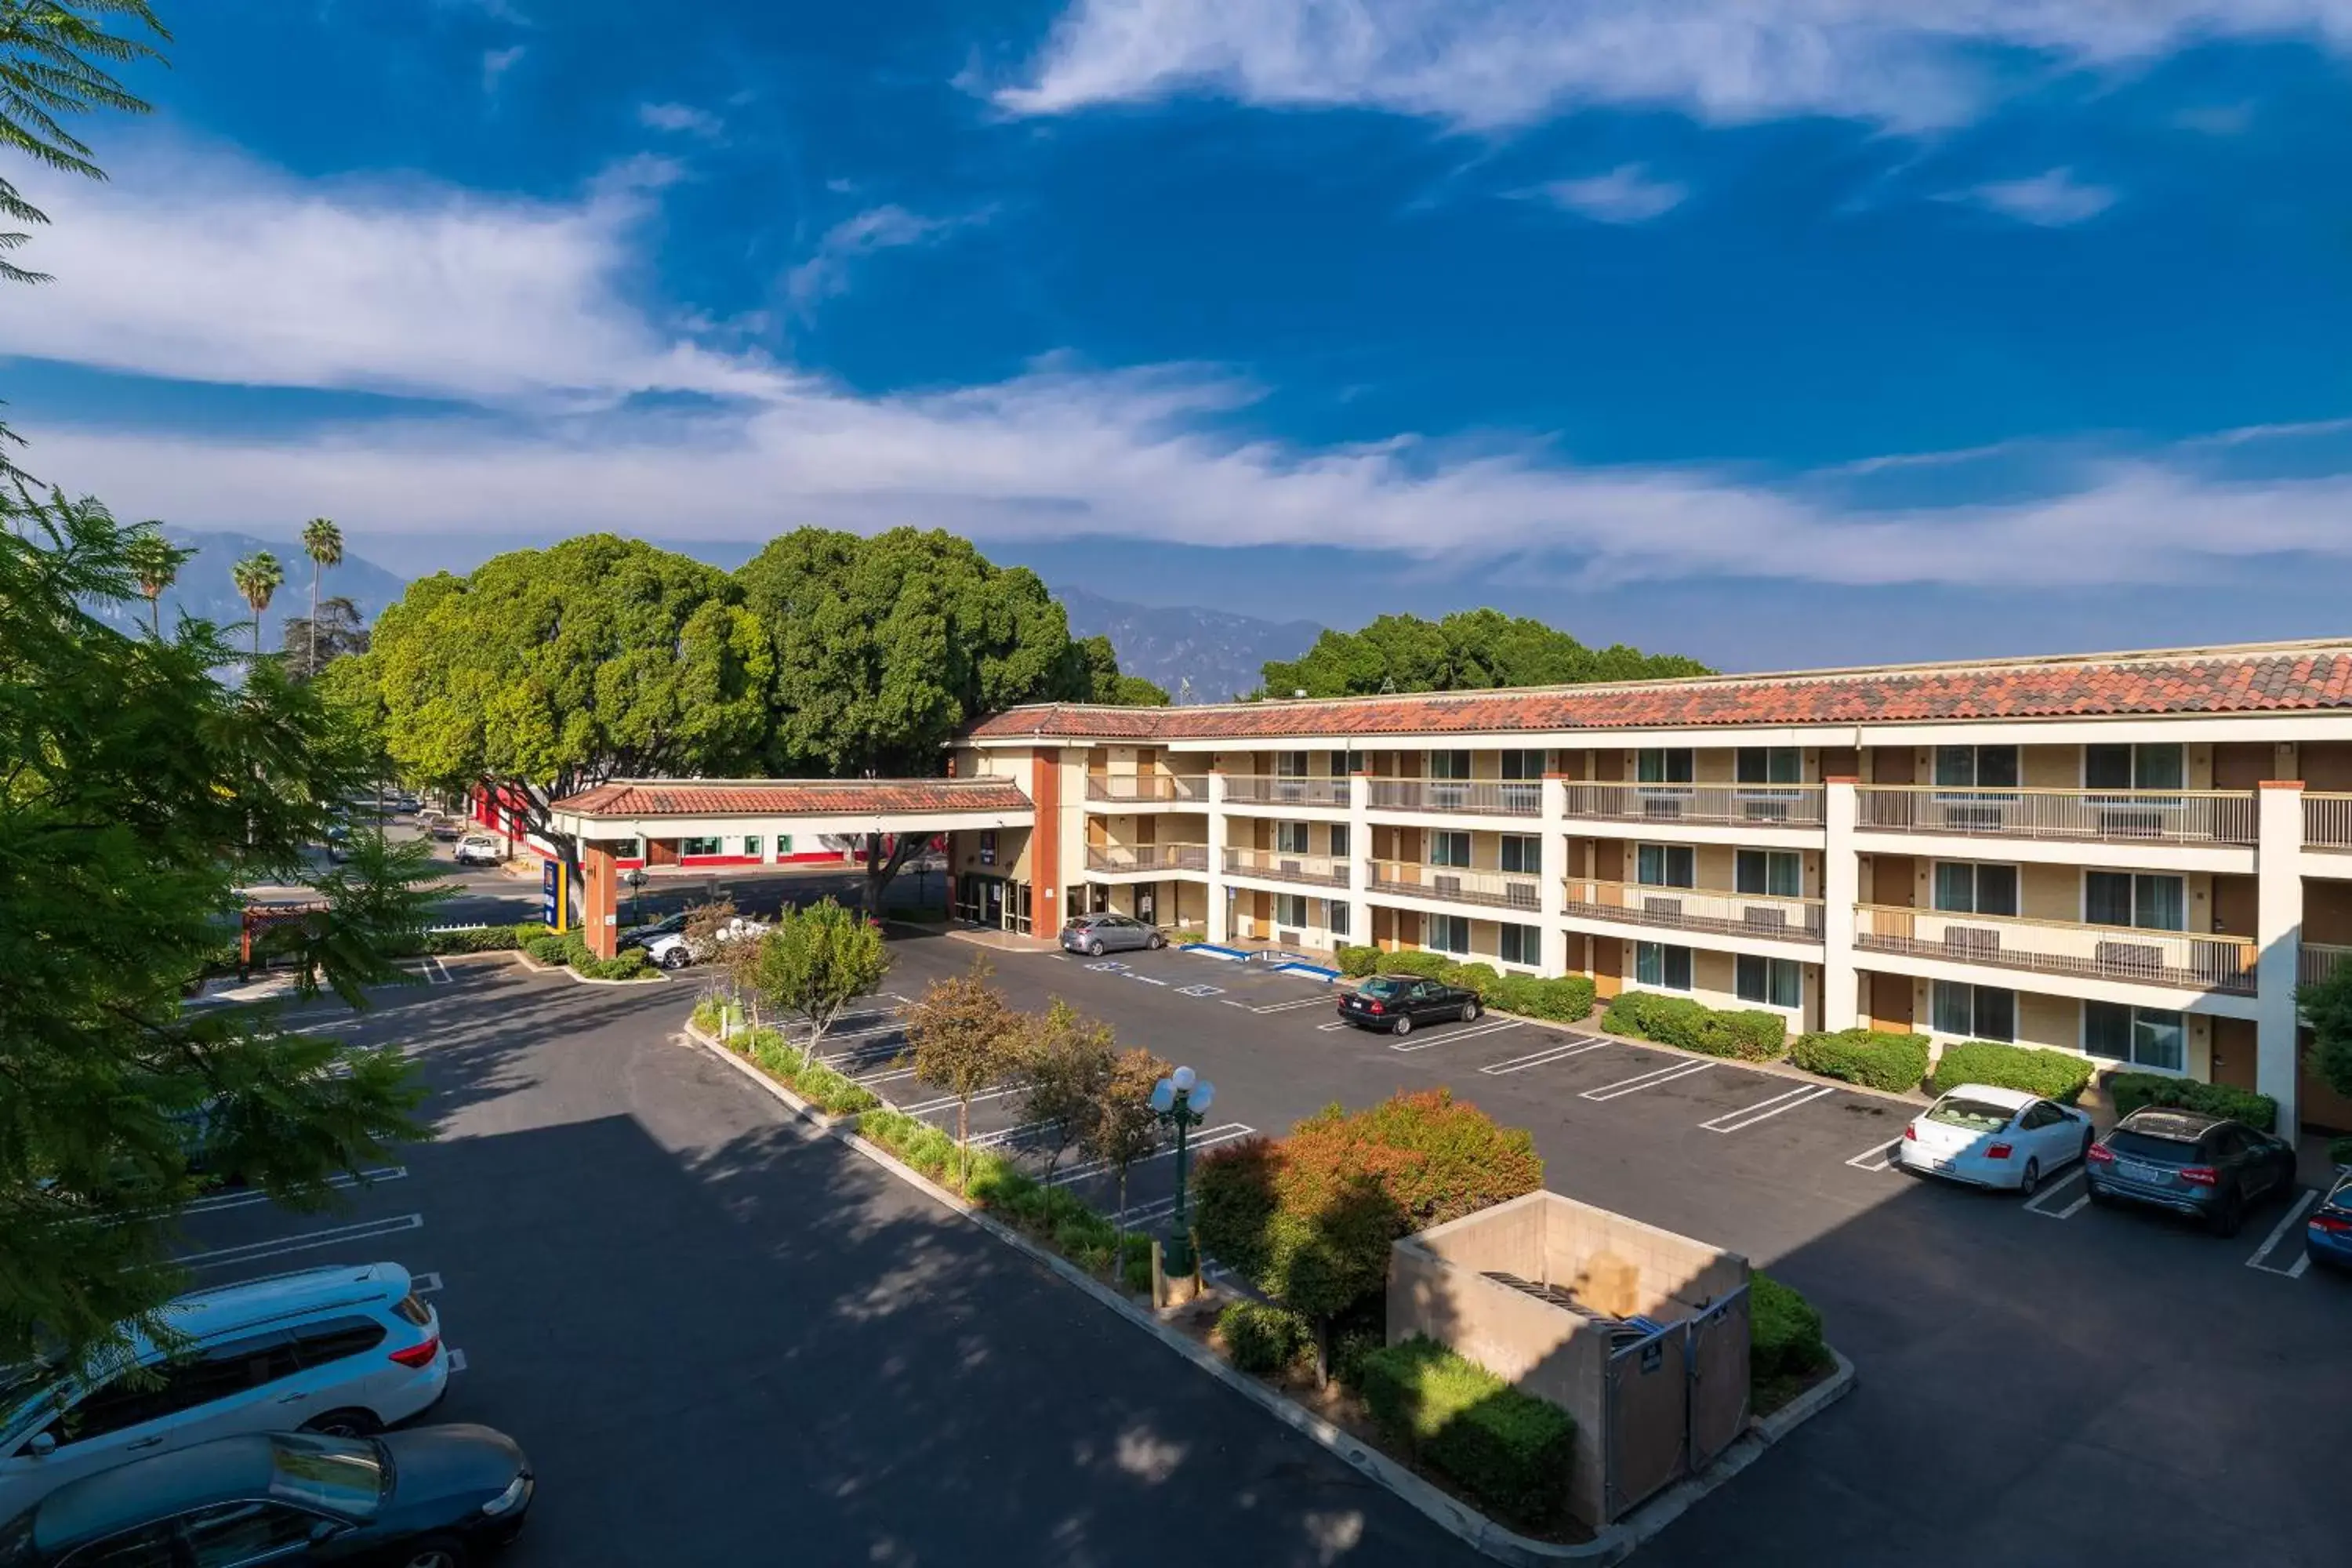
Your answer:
554,778 -> 1031,818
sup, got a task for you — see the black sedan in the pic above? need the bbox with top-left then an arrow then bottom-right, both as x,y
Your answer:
1335,974 -> 1481,1036
2084,1107 -> 2299,1236
0,1426 -> 532,1567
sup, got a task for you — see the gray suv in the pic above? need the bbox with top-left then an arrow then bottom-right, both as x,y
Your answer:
1059,913 -> 1167,956
2083,1108 -> 2298,1236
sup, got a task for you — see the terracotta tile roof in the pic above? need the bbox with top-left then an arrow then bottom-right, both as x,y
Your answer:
964,641 -> 2352,743
554,777 -> 1033,818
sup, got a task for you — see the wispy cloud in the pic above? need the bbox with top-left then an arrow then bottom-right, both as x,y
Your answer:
1961,167 -> 2118,226
637,101 -> 724,139
2173,101 -> 2255,135
996,1 -> 2352,132
481,45 -> 526,94
784,204 -> 986,314
1531,165 -> 1686,223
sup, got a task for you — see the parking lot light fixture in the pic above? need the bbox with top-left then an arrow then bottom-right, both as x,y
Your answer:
1151,1065 -> 1214,1271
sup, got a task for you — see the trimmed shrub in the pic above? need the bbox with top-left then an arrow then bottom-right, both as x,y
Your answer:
1170,927 -> 1208,946
1750,1272 -> 1830,1386
1376,949 -> 1454,980
2106,1072 -> 2278,1133
1789,1029 -> 1931,1093
858,1109 -> 960,1184
1486,974 -> 1596,1023
1120,1234 -> 1154,1294
1336,944 -> 1381,978
1928,1040 -> 2092,1104
575,950 -> 655,981
1604,991 -> 1786,1061
521,934 -> 567,965
1441,960 -> 1502,997
745,1030 -> 882,1115
421,924 -> 537,955
1356,1337 -> 1576,1527
1219,1301 -> 1311,1377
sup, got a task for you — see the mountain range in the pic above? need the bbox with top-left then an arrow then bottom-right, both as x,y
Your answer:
92,528 -> 411,648
1054,585 -> 1322,705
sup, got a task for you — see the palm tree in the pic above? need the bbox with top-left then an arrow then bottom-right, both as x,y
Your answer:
299,517 -> 343,675
230,550 -> 285,659
123,523 -> 189,637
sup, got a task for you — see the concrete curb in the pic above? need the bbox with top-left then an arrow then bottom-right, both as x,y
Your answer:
1538,1019 -> 1931,1111
508,950 -> 669,987
681,1014 -> 1858,1566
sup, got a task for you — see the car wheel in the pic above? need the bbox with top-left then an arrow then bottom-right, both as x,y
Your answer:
400,1538 -> 470,1568
2209,1190 -> 2245,1238
659,947 -> 691,971
1087,939 -> 1104,956
2018,1158 -> 2041,1199
301,1407 -> 382,1439
1391,1014 -> 1412,1037
1460,1000 -> 1480,1023
1148,933 -> 1167,949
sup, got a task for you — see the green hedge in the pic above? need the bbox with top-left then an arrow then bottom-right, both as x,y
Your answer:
1788,1029 -> 1930,1093
1443,960 -> 1501,996
1356,1337 -> 1576,1528
1486,973 -> 1597,1023
1927,1040 -> 2092,1103
576,949 -> 655,981
2331,1134 -> 2352,1168
743,1029 -> 882,1115
2106,1072 -> 2277,1133
1750,1273 -> 1830,1388
1218,1302 -> 1312,1377
1604,991 -> 1786,1061
419,923 -> 542,955
1376,949 -> 1454,981
516,927 -> 654,981
1337,944 -> 1381,978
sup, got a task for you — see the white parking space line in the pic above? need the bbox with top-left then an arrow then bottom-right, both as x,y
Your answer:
2247,1189 -> 2320,1276
1120,1194 -> 1181,1225
1176,984 -> 1224,998
1389,1019 -> 1523,1054
1480,1040 -> 1610,1076
1251,996 -> 1333,1014
1315,1020 -> 1352,1032
1053,1123 -> 1257,1185
2024,1171 -> 2090,1219
1844,1137 -> 1901,1173
1581,1059 -> 1715,1102
180,1167 -> 406,1216
971,1118 -> 1056,1149
181,1214 -> 423,1270
447,1348 -> 469,1374
1218,999 -> 1250,1008
903,1084 -> 1025,1116
1129,975 -> 1169,986
1700,1083 -> 1838,1133
855,1065 -> 920,1086
411,1272 -> 444,1295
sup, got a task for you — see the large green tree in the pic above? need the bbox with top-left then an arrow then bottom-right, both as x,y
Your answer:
365,534 -> 771,885
1260,608 -> 1711,699
2,489 -> 430,1367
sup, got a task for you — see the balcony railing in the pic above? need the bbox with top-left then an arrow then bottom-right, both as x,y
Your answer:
1083,773 -> 1207,804
2300,942 -> 2352,990
1853,905 -> 2256,994
1366,778 -> 1542,817
1367,859 -> 1543,912
1561,877 -> 1824,943
1562,782 -> 1825,829
1084,844 -> 1208,875
1857,786 -> 2255,847
2305,793 -> 2352,851
1222,775 -> 1351,808
1221,845 -> 1348,886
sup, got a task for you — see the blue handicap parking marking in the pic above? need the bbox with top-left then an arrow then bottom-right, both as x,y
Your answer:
1086,960 -> 1131,973
1176,983 -> 1224,998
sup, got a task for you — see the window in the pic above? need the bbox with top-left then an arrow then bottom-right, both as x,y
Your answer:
1500,835 -> 1543,875
1328,750 -> 1363,777
1932,862 -> 2019,916
1429,830 -> 1472,867
978,830 -> 996,867
1735,849 -> 1802,898
741,836 -> 763,859
60,1522 -> 177,1567
1637,748 -> 1694,785
1276,750 -> 1309,779
1325,901 -> 1351,940
1428,750 -> 1473,780
1737,747 -> 1802,785
291,1318 -> 387,1369
1499,924 -> 1541,965
2084,1001 -> 2186,1071
2084,871 -> 2185,931
1274,893 -> 1310,928
1635,942 -> 1693,989
1501,750 -> 1548,780
775,835 -> 793,856
1635,843 -> 1694,887
2084,742 -> 2183,791
1430,914 -> 1471,954
1327,824 -> 1350,859
1933,745 -> 2019,789
679,836 -> 722,858
1930,981 -> 2016,1041
1736,954 -> 1804,1009
1276,821 -> 1311,855
616,837 -> 644,860
180,1499 -> 319,1567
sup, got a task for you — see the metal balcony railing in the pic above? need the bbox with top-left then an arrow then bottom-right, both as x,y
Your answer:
1221,845 -> 1349,886
1367,860 -> 1544,912
1559,877 -> 1824,943
1221,775 -> 1351,808
2299,942 -> 2352,990
1853,904 -> 2256,994
1083,844 -> 1208,875
2304,793 -> 2352,851
1365,778 -> 1542,817
1857,786 -> 2255,847
1560,782 -> 1825,829
1083,773 -> 1207,804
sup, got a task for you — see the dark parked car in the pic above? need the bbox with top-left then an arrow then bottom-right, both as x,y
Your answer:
2084,1107 -> 2298,1236
2307,1171 -> 2352,1272
1335,974 -> 1480,1036
0,1426 -> 531,1567
615,913 -> 687,953
1059,913 -> 1166,956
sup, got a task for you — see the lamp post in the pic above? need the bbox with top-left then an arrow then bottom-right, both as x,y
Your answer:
1150,1065 -> 1215,1272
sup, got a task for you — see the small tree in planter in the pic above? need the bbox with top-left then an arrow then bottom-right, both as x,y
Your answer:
681,896 -> 741,1025
754,898 -> 891,1065
906,960 -> 1023,1191
1084,1046 -> 1170,1269
2302,964 -> 2352,1112
1017,999 -> 1116,1186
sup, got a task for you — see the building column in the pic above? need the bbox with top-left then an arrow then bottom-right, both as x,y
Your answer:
2256,779 -> 2304,1136
583,843 -> 619,960
1821,775 -> 1860,1031
1346,770 -> 1371,948
1206,770 -> 1230,945
1029,748 -> 1062,938
1540,773 -> 1570,976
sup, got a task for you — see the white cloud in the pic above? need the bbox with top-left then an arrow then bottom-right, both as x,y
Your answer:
10,138 -> 2352,593
2174,101 -> 2256,134
481,45 -> 526,93
996,0 -> 2352,131
785,204 -> 985,314
1534,165 -> 1687,223
1962,166 -> 2118,225
637,101 -> 724,138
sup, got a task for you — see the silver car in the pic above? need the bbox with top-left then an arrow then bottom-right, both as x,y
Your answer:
1059,913 -> 1167,956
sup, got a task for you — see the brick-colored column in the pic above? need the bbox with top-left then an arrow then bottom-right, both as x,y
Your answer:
583,844 -> 619,959
1029,748 -> 1062,937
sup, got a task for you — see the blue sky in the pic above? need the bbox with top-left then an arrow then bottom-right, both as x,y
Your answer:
9,1 -> 2352,667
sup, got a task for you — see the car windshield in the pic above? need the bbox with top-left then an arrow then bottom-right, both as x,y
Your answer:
1925,1098 -> 2014,1134
1359,977 -> 1406,997
270,1432 -> 386,1519
2104,1130 -> 2194,1163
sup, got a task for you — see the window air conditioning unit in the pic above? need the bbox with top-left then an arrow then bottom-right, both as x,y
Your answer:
1940,800 -> 2007,832
1641,895 -> 1685,921
1641,793 -> 1686,820
1740,797 -> 1793,823
1435,874 -> 1465,899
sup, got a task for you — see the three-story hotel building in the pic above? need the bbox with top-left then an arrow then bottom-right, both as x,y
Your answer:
946,638 -> 2352,1139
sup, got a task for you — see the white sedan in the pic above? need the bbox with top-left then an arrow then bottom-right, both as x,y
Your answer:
1895,1083 -> 2094,1196
644,916 -> 770,970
